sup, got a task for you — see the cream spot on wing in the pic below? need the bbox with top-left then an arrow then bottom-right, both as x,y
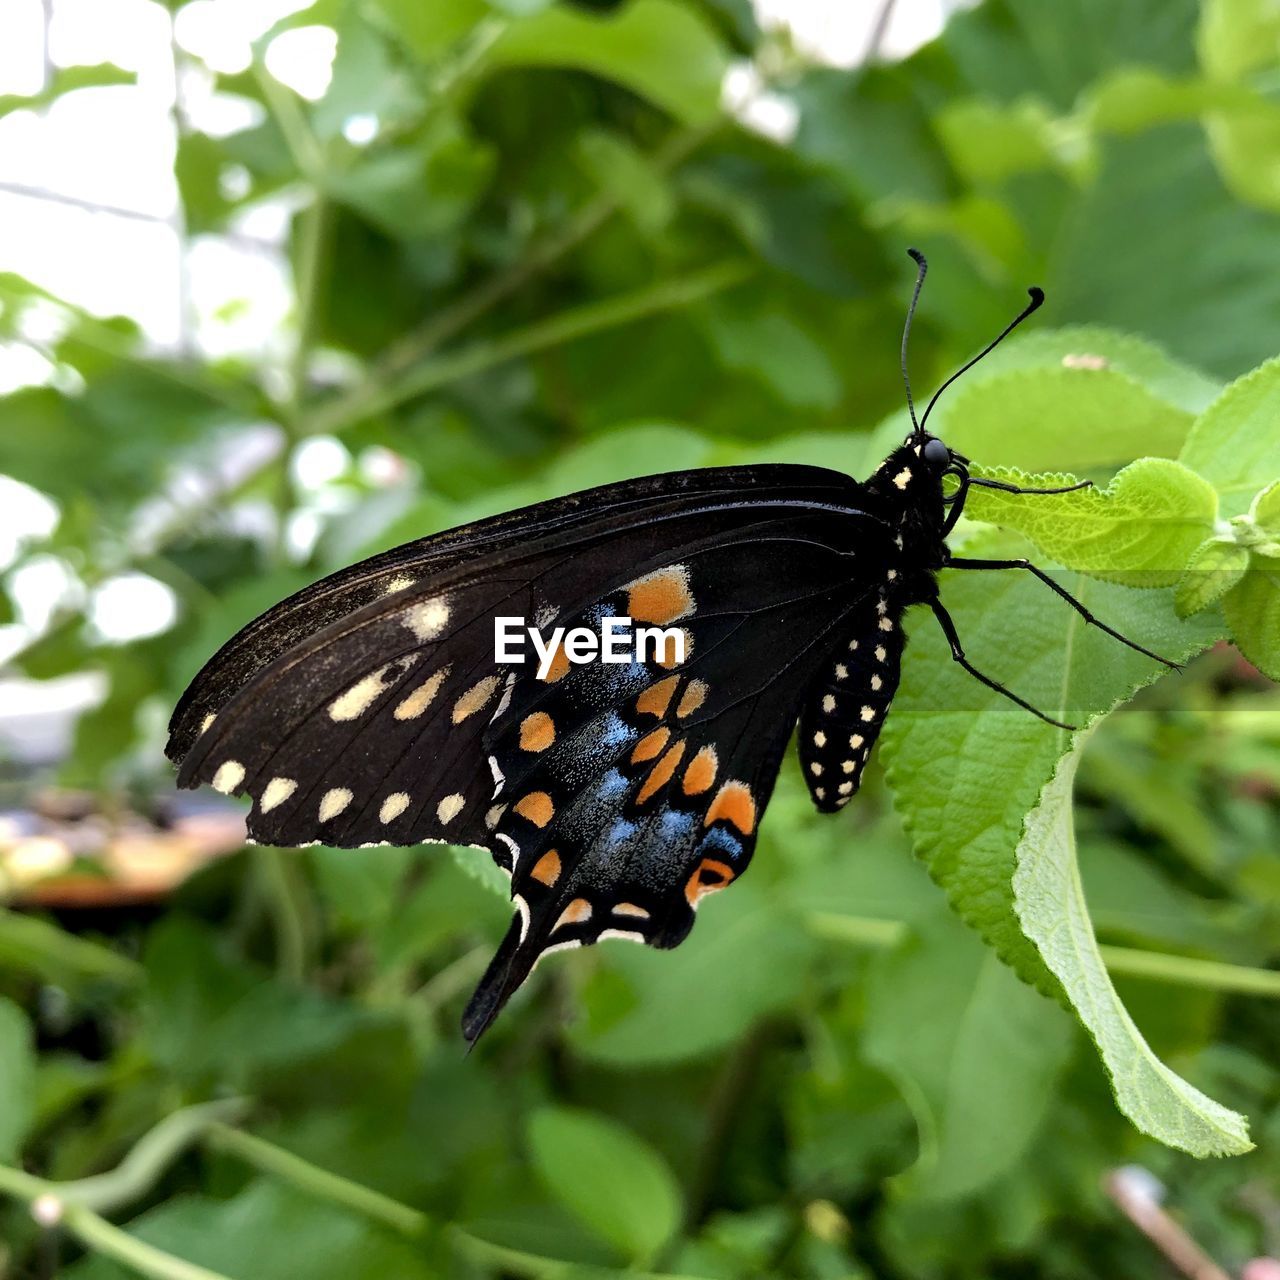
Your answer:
887,569 -> 898,581
330,658 -> 417,722
598,929 -> 646,944
200,713 -> 216,734
379,792 -> 410,823
822,694 -> 835,713
401,595 -> 450,642
553,898 -> 592,931
860,706 -> 876,722
436,793 -> 465,825
849,734 -> 864,749
260,777 -> 297,813
815,786 -> 825,800
614,902 -> 650,919
813,730 -> 826,747
835,663 -> 848,679
875,645 -> 886,662
484,803 -> 506,829
848,639 -> 859,651
319,788 -> 353,822
879,617 -> 893,632
810,762 -> 823,776
893,467 -> 912,489
842,760 -> 855,773
212,761 -> 244,794
383,574 -> 416,595
871,675 -> 882,691
452,675 -> 500,723
394,667 -> 449,720
838,781 -> 853,795
876,599 -> 888,615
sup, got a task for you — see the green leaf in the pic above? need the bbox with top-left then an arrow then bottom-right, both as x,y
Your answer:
882,529 -> 1225,997
64,1180 -> 437,1280
963,458 -> 1220,587
1252,478 -> 1280,535
1198,0 -> 1280,78
489,0 -> 730,125
971,326 -> 1222,416
1174,537 -> 1250,617
933,368 -> 1198,474
527,1106 -> 682,1261
575,129 -> 675,234
0,63 -> 135,118
1013,734 -> 1251,1156
1180,356 -> 1280,517
934,97 -> 1071,185
569,880 -> 813,1065
702,300 -> 842,411
1222,553 -> 1280,680
0,998 -> 36,1161
863,911 -> 1073,1202
366,0 -> 488,63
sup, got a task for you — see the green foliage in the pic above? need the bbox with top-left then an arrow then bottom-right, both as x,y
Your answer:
2,0 -> 1279,1277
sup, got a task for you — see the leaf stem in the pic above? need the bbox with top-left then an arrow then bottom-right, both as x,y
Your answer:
308,259 -> 752,436
0,907 -> 143,988
807,912 -> 1280,998
204,1123 -> 429,1238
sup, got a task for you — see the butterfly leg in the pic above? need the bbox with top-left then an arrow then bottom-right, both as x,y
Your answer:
945,557 -> 1182,670
927,597 -> 1076,731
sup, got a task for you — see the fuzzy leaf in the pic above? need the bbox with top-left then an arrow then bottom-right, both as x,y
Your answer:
1222,553 -> 1280,680
1180,355 -> 1280,517
863,911 -> 1073,1202
527,1106 -> 682,1262
489,0 -> 730,124
1174,537 -> 1251,617
882,529 -> 1225,997
963,458 -> 1219,587
1013,735 -> 1252,1156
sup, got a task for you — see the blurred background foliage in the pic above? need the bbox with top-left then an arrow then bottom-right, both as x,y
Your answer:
1,0 -> 1279,1276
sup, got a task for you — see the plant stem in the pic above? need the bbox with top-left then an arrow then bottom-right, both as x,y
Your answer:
807,913 -> 1280,998
1098,944 -> 1280,997
309,259 -> 752,436
0,1102 -> 250,1280
205,1124 -> 428,1238
255,848 -> 313,982
305,121 -> 715,433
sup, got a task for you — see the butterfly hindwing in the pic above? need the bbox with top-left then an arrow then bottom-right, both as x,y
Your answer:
465,525 -> 883,1039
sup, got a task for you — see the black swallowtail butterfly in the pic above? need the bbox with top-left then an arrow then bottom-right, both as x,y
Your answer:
168,251 -> 1174,1043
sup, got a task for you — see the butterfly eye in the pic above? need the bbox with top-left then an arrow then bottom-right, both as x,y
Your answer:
922,437 -> 951,467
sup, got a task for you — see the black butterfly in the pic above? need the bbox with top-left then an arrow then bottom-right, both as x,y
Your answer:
167,251 -> 1173,1043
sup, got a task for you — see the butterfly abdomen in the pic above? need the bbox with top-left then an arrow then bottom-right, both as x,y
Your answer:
797,584 -> 908,811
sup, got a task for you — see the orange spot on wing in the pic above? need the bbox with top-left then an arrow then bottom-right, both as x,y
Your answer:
682,745 -> 717,795
685,857 -> 736,906
514,791 -> 554,828
519,712 -> 555,752
637,741 -> 686,805
636,675 -> 679,719
631,727 -> 670,763
627,566 -> 693,625
676,679 -> 707,718
530,849 -> 561,886
541,642 -> 571,683
452,675 -> 500,723
554,898 -> 592,930
704,781 -> 756,835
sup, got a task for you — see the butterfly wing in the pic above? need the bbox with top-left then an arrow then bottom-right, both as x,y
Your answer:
168,464 -> 891,1039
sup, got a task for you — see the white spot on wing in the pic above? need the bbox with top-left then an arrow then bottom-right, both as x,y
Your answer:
436,793 -> 465,825
488,755 -> 505,799
319,788 -> 353,822
212,761 -> 244,794
379,792 -> 410,823
330,657 -> 418,722
400,595 -> 450,642
200,713 -> 217,734
383,574 -> 416,595
260,777 -> 297,813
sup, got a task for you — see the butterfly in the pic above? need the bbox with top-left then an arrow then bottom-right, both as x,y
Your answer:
167,250 -> 1174,1043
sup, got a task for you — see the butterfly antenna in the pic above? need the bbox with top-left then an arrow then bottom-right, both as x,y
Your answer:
919,285 -> 1045,430
902,248 -> 928,435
